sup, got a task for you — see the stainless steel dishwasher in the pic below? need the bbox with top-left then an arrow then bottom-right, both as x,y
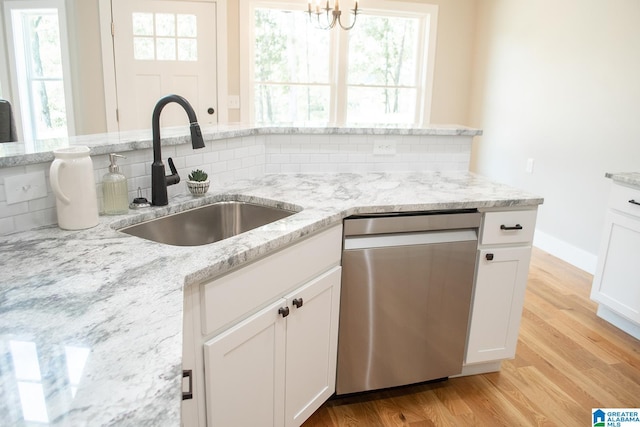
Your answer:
336,210 -> 481,395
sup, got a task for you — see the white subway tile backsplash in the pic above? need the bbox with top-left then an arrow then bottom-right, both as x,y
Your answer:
282,143 -> 302,154
269,134 -> 292,145
241,156 -> 256,168
219,149 -> 234,161
227,158 -> 242,171
203,151 -> 220,164
266,143 -> 281,154
0,133 -> 472,234
265,164 -> 281,174
0,200 -> 28,219
185,153 -> 203,168
27,193 -> 56,211
13,208 -> 56,232
281,163 -> 301,173
248,144 -> 264,156
234,147 -> 249,159
0,165 -> 27,178
0,216 -> 14,234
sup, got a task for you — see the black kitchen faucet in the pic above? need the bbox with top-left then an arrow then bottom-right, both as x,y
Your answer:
151,94 -> 205,206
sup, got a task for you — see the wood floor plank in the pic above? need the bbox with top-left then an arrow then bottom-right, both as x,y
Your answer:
303,248 -> 640,426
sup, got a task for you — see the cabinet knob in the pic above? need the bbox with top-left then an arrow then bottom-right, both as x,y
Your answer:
486,253 -> 494,261
207,107 -> 215,115
292,298 -> 304,308
278,306 -> 290,318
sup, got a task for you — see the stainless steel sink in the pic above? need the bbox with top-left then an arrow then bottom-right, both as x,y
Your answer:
119,201 -> 297,246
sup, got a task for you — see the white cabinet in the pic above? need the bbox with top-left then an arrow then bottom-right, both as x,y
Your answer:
284,269 -> 341,427
464,208 -> 537,369
591,182 -> 640,338
183,225 -> 343,427
465,246 -> 532,364
203,267 -> 341,427
204,297 -> 287,427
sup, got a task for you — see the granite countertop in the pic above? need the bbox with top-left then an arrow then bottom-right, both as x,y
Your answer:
0,171 -> 543,426
606,172 -> 640,188
0,123 -> 482,167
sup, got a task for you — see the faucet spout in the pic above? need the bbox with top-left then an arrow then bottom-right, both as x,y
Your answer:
151,94 -> 205,206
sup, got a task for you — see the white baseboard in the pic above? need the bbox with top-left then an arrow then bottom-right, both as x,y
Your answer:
533,229 -> 598,275
597,305 -> 640,340
455,361 -> 502,377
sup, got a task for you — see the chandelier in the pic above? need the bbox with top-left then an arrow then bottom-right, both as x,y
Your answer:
307,0 -> 359,30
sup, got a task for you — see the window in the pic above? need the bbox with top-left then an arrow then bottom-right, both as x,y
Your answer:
253,8 -> 331,123
132,12 -> 198,61
241,0 -> 438,126
3,0 -> 75,143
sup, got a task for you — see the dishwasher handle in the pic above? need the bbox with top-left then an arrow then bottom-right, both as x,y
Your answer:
344,229 -> 478,250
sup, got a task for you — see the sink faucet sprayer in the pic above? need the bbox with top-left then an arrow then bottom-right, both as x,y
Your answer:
151,94 -> 205,206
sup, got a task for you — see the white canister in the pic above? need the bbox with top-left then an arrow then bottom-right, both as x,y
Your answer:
50,146 -> 99,230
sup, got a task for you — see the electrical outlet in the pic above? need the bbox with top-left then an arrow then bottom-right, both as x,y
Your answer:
526,158 -> 535,174
373,140 -> 397,155
4,171 -> 48,204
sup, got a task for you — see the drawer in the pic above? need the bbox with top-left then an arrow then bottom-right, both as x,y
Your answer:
200,225 -> 342,336
609,182 -> 640,218
481,209 -> 537,245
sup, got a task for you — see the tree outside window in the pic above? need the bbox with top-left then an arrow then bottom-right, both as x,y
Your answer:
254,8 -> 330,124
249,1 -> 434,126
4,0 -> 74,144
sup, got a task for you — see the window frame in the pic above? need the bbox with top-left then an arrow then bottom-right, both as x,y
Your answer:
2,0 -> 76,144
239,0 -> 438,126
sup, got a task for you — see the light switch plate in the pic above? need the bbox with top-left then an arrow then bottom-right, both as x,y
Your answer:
4,171 -> 48,204
526,158 -> 535,174
227,95 -> 240,109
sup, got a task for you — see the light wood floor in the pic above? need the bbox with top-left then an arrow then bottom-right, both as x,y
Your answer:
303,248 -> 640,426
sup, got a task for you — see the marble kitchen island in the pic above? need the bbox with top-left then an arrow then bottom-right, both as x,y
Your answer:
0,171 -> 543,426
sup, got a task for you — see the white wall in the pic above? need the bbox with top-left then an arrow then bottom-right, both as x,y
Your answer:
469,0 -> 640,273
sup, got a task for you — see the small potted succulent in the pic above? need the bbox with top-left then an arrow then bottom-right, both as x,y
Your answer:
186,169 -> 210,196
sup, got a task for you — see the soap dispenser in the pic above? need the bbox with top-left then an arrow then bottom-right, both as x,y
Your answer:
102,153 -> 129,214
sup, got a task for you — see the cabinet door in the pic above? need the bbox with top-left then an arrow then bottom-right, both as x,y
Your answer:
284,267 -> 341,427
204,298 -> 287,427
466,247 -> 532,365
591,211 -> 640,323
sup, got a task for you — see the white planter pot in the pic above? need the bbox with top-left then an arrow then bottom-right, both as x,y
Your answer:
187,180 -> 210,197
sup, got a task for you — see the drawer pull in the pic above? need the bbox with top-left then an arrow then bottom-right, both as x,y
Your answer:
292,298 -> 304,308
500,224 -> 523,231
278,306 -> 290,318
629,199 -> 640,206
182,370 -> 193,400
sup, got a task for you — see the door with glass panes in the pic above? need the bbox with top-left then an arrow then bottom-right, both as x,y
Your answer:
111,0 -> 218,131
